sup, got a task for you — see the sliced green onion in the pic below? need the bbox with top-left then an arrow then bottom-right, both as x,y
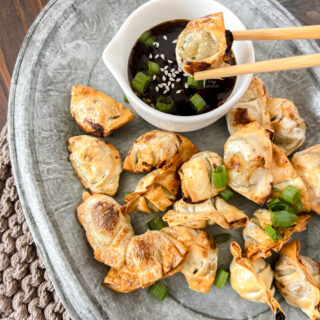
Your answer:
264,224 -> 282,241
272,187 -> 281,193
215,233 -> 231,244
138,31 -> 151,43
132,72 -> 150,94
187,76 -> 199,87
219,189 -> 234,201
271,211 -> 299,228
268,203 -> 296,215
145,35 -> 156,47
213,165 -> 228,188
156,97 -> 174,113
214,268 -> 229,288
294,199 -> 303,212
124,191 -> 133,198
267,197 -> 282,209
189,93 -> 206,112
281,185 -> 301,204
147,61 -> 160,75
148,216 -> 166,230
149,281 -> 169,300
198,79 -> 206,89
124,95 -> 129,103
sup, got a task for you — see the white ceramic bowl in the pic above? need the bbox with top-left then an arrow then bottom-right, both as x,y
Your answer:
103,0 -> 255,132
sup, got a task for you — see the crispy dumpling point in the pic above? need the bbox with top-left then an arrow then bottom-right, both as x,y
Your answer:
271,144 -> 310,212
224,121 -> 273,206
226,76 -> 271,135
268,97 -> 306,155
163,196 -> 248,230
162,227 -> 218,293
275,240 -> 320,320
179,151 -> 225,203
176,12 -> 229,75
243,209 -> 311,261
123,159 -> 181,214
230,242 -> 285,318
292,144 -> 320,215
68,135 -> 122,196
77,193 -> 134,268
103,229 -> 188,293
70,85 -> 135,137
123,130 -> 198,173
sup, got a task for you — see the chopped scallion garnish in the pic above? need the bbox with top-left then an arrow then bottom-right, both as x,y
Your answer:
148,216 -> 166,230
264,224 -> 282,241
156,97 -> 174,112
214,268 -> 229,288
189,93 -> 206,111
187,76 -> 199,87
215,233 -> 231,244
138,31 -> 151,43
268,202 -> 296,215
219,189 -> 234,201
213,165 -> 228,188
271,211 -> 298,228
123,191 -> 133,198
132,72 -> 150,94
145,35 -> 156,47
294,199 -> 303,212
267,197 -> 282,209
281,185 -> 301,204
149,281 -> 169,300
147,61 -> 160,75
124,95 -> 129,103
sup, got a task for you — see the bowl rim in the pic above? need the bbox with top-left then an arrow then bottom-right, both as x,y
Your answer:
103,0 -> 255,124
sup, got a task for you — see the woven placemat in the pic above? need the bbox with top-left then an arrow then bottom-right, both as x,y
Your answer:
0,125 -> 70,320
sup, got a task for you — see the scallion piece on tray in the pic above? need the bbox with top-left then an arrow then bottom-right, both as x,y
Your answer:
138,30 -> 151,43
215,233 -> 231,244
280,185 -> 301,204
123,191 -> 133,198
214,268 -> 229,288
271,210 -> 298,228
144,35 -> 156,46
213,165 -> 228,188
268,202 -> 296,215
147,61 -> 160,75
267,197 -> 282,208
189,93 -> 206,111
187,76 -> 199,87
149,281 -> 169,300
264,224 -> 282,241
156,97 -> 174,112
148,216 -> 166,230
219,189 -> 234,201
132,72 -> 150,94
294,199 -> 303,212
124,95 -> 129,103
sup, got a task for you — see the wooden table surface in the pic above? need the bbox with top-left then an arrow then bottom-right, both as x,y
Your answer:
0,0 -> 319,132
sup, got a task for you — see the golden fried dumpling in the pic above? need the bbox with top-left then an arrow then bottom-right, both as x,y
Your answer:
68,135 -> 122,196
163,196 -> 248,230
226,76 -> 271,135
179,151 -> 225,203
176,13 -> 229,75
103,229 -> 188,293
224,121 -> 273,206
292,145 -> 320,215
275,240 -> 320,320
162,226 -> 218,293
123,130 -> 198,173
243,209 -> 311,261
70,85 -> 135,137
268,97 -> 306,156
230,242 -> 285,318
271,144 -> 310,212
77,193 -> 134,268
123,159 -> 181,214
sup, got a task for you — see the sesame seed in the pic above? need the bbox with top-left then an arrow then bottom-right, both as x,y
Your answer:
156,43 -> 159,48
168,60 -> 173,63
149,54 -> 153,59
164,65 -> 169,70
162,76 -> 166,81
170,68 -> 175,72
164,70 -> 168,76
175,70 -> 180,74
176,78 -> 181,82
172,73 -> 176,78
160,54 -> 165,59
163,35 -> 167,40
168,81 -> 171,86
171,84 -> 174,89
172,39 -> 177,43
185,83 -> 188,89
169,77 -> 175,81
160,68 -> 164,72
155,54 -> 159,59
155,87 -> 159,92
176,90 -> 181,94
153,75 -> 156,80
164,89 -> 169,94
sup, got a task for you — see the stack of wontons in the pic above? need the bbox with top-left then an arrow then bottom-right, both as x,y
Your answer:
67,79 -> 319,319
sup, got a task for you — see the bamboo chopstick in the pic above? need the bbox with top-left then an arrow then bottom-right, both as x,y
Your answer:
193,53 -> 320,80
232,25 -> 320,40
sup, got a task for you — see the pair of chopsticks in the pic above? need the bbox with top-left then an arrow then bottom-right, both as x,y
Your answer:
194,25 -> 320,80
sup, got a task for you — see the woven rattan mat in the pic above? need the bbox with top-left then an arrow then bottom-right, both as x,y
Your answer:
0,125 -> 70,320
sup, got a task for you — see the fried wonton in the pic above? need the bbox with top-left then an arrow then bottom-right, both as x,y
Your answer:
176,13 -> 230,75
230,242 -> 285,319
162,226 -> 218,293
70,85 -> 135,137
77,193 -> 134,268
275,240 -> 320,320
271,144 -> 310,212
68,135 -> 122,196
123,130 -> 198,173
243,209 -> 311,261
226,76 -> 271,135
122,159 -> 181,214
163,196 -> 248,230
103,229 -> 188,293
292,145 -> 320,215
224,121 -> 273,206
268,97 -> 306,156
179,151 -> 225,203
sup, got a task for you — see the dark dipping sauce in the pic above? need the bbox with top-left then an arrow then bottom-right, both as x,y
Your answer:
128,19 -> 236,116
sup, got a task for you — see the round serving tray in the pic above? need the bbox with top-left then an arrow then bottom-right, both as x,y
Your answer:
8,0 -> 320,319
